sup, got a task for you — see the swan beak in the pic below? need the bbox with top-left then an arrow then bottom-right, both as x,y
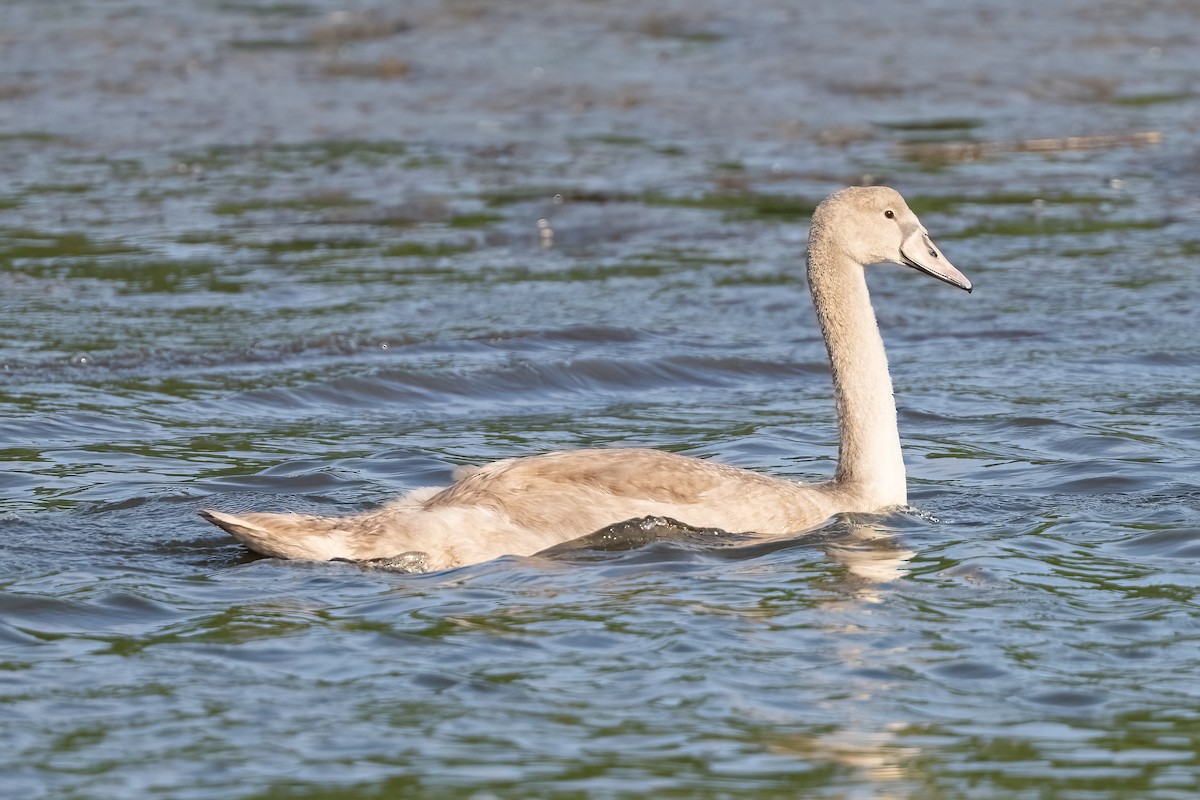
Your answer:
899,229 -> 972,292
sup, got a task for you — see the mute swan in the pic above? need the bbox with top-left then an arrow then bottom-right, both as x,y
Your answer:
202,186 -> 971,569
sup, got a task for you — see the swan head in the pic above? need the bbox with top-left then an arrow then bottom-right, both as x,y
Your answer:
813,186 -> 972,292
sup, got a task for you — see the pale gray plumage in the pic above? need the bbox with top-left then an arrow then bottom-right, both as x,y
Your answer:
201,186 -> 971,570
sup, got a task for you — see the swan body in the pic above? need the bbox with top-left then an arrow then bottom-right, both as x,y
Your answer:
202,186 -> 972,570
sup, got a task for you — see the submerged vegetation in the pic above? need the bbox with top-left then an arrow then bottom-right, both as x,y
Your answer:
0,229 -> 141,260
212,195 -> 371,216
644,191 -> 818,221
874,118 -> 983,131
944,216 -> 1164,239
0,166 -> 1164,301
171,140 -> 410,172
383,241 -> 475,258
907,192 -> 1130,215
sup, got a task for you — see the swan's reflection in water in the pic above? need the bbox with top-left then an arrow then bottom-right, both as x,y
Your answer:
537,512 -> 921,794
766,725 -> 922,799
534,512 -> 916,588
818,516 -> 916,588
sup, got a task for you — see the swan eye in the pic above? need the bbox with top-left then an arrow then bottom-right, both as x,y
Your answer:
884,209 -> 895,219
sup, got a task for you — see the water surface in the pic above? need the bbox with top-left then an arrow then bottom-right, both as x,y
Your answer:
2,1 -> 1199,797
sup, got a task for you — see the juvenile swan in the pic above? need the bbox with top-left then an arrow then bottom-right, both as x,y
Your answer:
202,186 -> 972,569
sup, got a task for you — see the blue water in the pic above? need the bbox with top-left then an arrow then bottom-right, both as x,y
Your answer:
2,1 -> 1199,797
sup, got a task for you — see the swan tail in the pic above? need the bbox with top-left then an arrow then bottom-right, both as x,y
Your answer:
200,509 -> 354,561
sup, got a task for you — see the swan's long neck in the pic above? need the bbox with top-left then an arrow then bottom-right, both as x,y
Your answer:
807,234 -> 907,507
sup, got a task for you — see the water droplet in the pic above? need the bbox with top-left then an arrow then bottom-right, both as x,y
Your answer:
536,218 -> 550,229
530,66 -> 545,80
1109,178 -> 1124,191
552,194 -> 563,205
70,352 -> 92,367
379,342 -> 388,350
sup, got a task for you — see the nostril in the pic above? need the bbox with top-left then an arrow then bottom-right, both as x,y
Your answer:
929,249 -> 938,258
